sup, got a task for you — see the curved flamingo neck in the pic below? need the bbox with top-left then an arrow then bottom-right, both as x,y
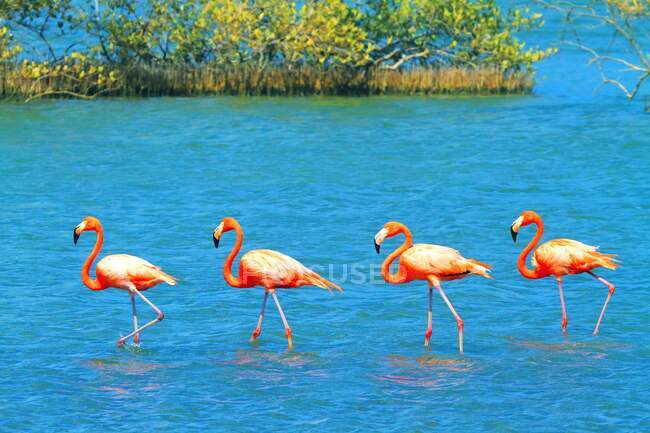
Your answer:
224,221 -> 245,288
381,225 -> 412,284
518,215 -> 544,279
82,227 -> 104,290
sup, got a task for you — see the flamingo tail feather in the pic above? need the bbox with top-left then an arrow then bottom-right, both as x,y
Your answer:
157,270 -> 178,286
593,252 -> 619,270
306,273 -> 343,293
466,259 -> 493,279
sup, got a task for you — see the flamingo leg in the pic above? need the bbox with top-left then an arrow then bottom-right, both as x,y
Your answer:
434,282 -> 464,353
270,290 -> 293,351
557,277 -> 568,333
250,291 -> 269,343
118,288 -> 164,347
130,292 -> 140,345
588,271 -> 615,336
424,286 -> 433,347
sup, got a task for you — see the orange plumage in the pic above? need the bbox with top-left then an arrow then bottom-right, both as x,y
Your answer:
510,210 -> 618,335
213,217 -> 341,350
74,216 -> 176,346
374,221 -> 492,352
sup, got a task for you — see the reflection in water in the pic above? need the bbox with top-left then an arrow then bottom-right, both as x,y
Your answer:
218,349 -> 330,383
378,374 -> 446,388
98,386 -> 130,396
223,349 -> 317,368
508,337 -> 625,359
96,383 -> 163,398
376,354 -> 475,389
389,354 -> 472,370
83,357 -> 169,375
81,356 -> 169,398
82,356 -> 170,398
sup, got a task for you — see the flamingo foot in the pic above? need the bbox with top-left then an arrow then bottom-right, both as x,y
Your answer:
424,329 -> 432,347
117,338 -> 126,347
561,318 -> 568,333
286,328 -> 293,351
250,327 -> 261,342
133,334 -> 140,345
457,320 -> 464,354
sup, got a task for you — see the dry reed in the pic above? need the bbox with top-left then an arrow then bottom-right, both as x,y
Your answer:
0,63 -> 533,100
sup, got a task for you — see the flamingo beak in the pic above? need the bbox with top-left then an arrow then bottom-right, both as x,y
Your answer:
374,228 -> 388,254
510,216 -> 523,242
213,223 -> 223,249
73,221 -> 87,245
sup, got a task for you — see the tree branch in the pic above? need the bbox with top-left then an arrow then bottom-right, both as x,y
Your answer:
381,49 -> 429,70
538,0 -> 650,100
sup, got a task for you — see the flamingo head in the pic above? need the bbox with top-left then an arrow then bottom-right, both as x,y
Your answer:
510,210 -> 538,242
73,216 -> 101,245
374,221 -> 403,254
213,217 -> 238,248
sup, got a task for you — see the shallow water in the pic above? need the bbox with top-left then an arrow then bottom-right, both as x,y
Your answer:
1,28 -> 650,433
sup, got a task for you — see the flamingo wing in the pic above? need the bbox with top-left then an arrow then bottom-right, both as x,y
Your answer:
533,238 -> 618,275
97,254 -> 176,289
402,244 -> 491,279
240,249 -> 341,291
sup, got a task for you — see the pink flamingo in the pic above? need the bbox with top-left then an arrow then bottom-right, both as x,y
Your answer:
213,217 -> 342,350
510,210 -> 618,335
374,221 -> 492,352
73,216 -> 177,346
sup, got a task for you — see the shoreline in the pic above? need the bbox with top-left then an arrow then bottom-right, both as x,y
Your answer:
0,64 -> 534,101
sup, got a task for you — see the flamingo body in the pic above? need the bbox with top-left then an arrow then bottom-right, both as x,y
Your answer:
399,244 -> 491,283
96,254 -> 177,291
238,249 -> 336,290
531,239 -> 617,277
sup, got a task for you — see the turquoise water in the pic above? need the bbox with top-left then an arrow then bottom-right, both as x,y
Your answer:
2,38 -> 650,433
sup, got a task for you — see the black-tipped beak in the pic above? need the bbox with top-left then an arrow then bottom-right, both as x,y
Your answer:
374,241 -> 381,254
510,226 -> 518,242
73,229 -> 80,245
213,236 -> 220,249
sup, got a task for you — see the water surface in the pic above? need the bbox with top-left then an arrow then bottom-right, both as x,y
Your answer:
1,30 -> 650,433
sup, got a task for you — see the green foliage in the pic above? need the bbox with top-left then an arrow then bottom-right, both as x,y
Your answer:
359,0 -> 554,71
290,0 -> 372,67
0,0 -> 76,59
0,0 -> 554,99
0,25 -> 21,62
200,0 -> 372,68
605,0 -> 650,16
0,51 -> 119,101
200,0 -> 296,66
87,0 -> 208,65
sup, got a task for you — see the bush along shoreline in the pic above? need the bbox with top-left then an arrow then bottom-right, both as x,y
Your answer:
0,0 -> 554,100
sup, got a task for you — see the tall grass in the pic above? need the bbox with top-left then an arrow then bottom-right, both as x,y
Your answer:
0,63 -> 533,100
369,67 -> 532,95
